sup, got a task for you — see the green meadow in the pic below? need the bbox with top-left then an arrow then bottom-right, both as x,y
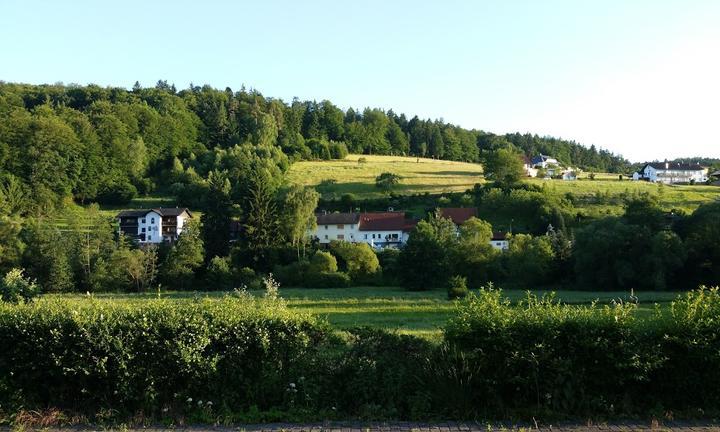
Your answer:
52,286 -> 680,339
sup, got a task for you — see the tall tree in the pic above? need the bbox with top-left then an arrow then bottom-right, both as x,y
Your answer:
201,170 -> 233,262
163,219 -> 204,289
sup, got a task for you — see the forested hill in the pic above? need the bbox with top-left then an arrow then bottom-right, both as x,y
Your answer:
0,81 -> 630,210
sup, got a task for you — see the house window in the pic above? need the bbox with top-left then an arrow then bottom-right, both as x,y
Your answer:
324,235 -> 328,240
337,224 -> 344,229
364,234 -> 368,239
148,235 -> 152,241
151,218 -> 155,224
325,225 -> 328,230
372,234 -> 376,239
141,218 -> 146,224
337,234 -> 344,240
141,228 -> 146,233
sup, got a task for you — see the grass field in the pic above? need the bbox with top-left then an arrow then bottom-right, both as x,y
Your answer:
288,154 -> 719,213
52,286 -> 681,339
287,154 -> 484,199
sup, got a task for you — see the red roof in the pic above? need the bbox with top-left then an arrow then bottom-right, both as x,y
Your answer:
439,208 -> 478,225
403,219 -> 419,232
358,212 -> 407,231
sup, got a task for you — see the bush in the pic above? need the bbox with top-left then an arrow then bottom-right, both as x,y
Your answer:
0,268 -> 39,303
309,251 -> 338,274
206,256 -> 233,290
305,271 -> 351,288
446,275 -> 468,300
329,141 -> 349,160
0,298 -> 330,419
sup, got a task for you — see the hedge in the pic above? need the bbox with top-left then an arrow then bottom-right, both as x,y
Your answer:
0,296 -> 330,421
3,288 -> 720,423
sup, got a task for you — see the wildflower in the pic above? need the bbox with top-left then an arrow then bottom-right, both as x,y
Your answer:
186,397 -> 193,403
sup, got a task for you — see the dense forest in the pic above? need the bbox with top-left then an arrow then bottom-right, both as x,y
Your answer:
0,81 -> 631,212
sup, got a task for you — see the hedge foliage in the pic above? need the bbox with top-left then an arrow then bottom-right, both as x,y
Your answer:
3,288 -> 720,423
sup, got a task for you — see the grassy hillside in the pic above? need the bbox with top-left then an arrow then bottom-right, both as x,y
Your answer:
288,154 -> 719,214
287,154 -> 484,199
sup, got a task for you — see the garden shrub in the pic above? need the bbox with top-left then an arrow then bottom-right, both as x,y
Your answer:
0,297 -> 331,420
446,275 -> 468,300
304,271 -> 351,288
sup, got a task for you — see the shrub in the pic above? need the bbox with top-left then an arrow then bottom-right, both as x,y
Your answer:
329,141 -> 349,160
309,251 -> 338,274
375,172 -> 401,191
446,275 -> 468,300
0,268 -> 39,303
206,256 -> 233,290
0,298 -> 330,419
305,271 -> 351,288
330,241 -> 380,282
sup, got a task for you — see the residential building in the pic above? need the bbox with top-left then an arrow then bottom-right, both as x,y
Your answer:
311,211 -> 417,249
531,154 -> 560,169
439,207 -> 478,229
116,207 -> 192,244
491,231 -> 510,250
522,156 -> 538,177
632,162 -> 707,184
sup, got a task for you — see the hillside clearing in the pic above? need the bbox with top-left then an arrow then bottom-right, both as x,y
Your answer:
287,154 -> 484,199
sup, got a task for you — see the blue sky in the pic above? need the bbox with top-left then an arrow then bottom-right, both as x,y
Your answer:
2,0 -> 719,162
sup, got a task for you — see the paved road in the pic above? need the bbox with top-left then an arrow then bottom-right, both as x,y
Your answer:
10,422 -> 719,431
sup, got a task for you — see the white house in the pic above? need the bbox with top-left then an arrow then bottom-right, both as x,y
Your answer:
531,154 -> 560,169
117,207 -> 192,244
311,211 -> 418,249
491,231 -> 509,250
522,156 -> 538,178
633,162 -> 707,184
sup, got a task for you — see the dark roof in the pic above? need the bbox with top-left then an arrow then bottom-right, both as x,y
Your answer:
531,154 -> 557,165
491,231 -> 509,241
709,170 -> 720,177
439,208 -> 478,225
644,162 -> 704,171
316,212 -> 361,225
117,210 -> 149,218
358,212 -> 406,231
154,207 -> 192,217
116,207 -> 191,218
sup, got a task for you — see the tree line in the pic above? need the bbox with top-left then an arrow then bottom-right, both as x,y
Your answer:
0,81 -> 631,213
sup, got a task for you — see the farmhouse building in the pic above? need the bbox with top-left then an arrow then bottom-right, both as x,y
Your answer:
531,154 -> 559,169
632,162 -> 707,184
116,207 -> 192,244
311,211 -> 418,249
491,231 -> 510,250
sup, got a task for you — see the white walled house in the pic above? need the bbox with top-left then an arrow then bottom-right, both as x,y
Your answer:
313,213 -> 361,244
633,162 -> 707,184
117,208 -> 192,244
311,211 -> 418,249
531,154 -> 560,169
491,231 -> 510,250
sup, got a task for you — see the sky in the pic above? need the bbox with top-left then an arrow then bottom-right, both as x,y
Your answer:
1,0 -> 719,162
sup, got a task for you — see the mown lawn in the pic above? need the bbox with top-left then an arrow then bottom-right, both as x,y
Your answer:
52,286 -> 680,339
